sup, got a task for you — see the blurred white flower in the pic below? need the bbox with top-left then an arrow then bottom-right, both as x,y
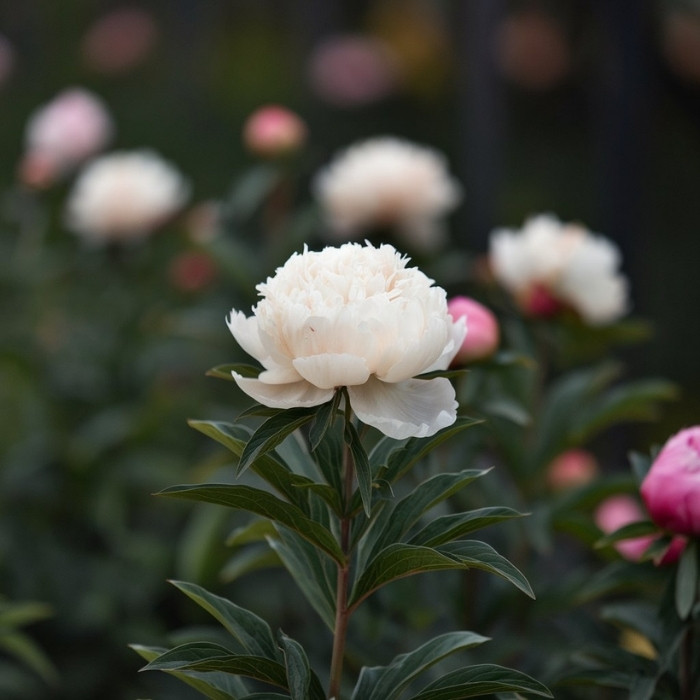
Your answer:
313,137 -> 461,250
227,241 -> 465,439
489,214 -> 629,325
21,88 -> 113,184
65,150 -> 189,243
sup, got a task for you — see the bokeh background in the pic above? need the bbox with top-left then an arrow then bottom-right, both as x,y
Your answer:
1,1 -> 699,698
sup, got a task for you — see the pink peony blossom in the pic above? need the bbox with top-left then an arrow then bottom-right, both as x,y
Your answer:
595,494 -> 685,565
547,449 -> 598,491
243,105 -> 307,158
447,296 -> 499,364
641,426 -> 700,536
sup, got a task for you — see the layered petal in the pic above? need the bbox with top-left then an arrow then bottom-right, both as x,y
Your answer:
348,376 -> 457,440
232,373 -> 334,409
292,353 -> 370,389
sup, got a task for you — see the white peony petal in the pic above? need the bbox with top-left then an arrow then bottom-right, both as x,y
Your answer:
226,310 -> 267,361
232,373 -> 334,409
292,353 -> 370,390
348,376 -> 457,440
423,316 -> 467,373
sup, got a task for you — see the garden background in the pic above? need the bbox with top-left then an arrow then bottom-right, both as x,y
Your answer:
1,1 -> 699,698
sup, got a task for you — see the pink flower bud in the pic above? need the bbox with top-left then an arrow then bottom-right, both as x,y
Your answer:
447,296 -> 499,364
641,426 -> 700,536
243,105 -> 307,158
168,251 -> 218,293
546,449 -> 598,492
595,494 -> 685,565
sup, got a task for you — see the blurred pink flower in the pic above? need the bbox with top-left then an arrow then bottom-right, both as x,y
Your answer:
169,251 -> 218,293
82,7 -> 158,74
20,88 -> 113,186
595,494 -> 685,565
243,105 -> 307,158
308,34 -> 399,107
496,10 -> 571,91
641,426 -> 700,536
447,296 -> 499,364
547,449 -> 598,492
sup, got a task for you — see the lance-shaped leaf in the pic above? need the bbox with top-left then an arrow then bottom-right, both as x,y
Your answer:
407,663 -> 552,699
268,527 -> 336,630
409,507 -> 524,548
676,541 -> 698,619
187,421 -> 309,512
132,644 -> 248,699
438,541 -> 534,598
352,631 -> 490,700
170,581 -> 280,661
345,421 -> 373,517
349,544 -> 473,610
594,521 -> 658,549
206,363 -> 262,381
221,546 -> 281,583
309,392 -> 341,452
238,408 -> 317,475
159,485 -> 344,563
278,632 -> 326,700
144,644 -> 289,689
357,469 -> 491,570
383,417 -> 483,483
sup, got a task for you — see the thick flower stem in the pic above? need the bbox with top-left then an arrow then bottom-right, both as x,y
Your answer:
328,441 -> 355,700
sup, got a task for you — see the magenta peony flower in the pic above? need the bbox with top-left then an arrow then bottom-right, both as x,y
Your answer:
641,426 -> 700,536
447,296 -> 499,364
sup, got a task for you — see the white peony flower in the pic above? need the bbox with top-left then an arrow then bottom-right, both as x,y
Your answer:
489,214 -> 629,325
227,241 -> 466,440
313,137 -> 461,250
24,88 -> 113,171
65,150 -> 190,242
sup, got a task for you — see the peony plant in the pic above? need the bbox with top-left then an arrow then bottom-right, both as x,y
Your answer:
133,241 -> 551,699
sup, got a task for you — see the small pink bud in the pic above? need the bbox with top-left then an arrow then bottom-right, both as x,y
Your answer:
546,449 -> 598,492
595,494 -> 686,565
243,105 -> 307,158
447,296 -> 499,364
641,426 -> 700,536
520,282 -> 564,318
168,252 -> 218,293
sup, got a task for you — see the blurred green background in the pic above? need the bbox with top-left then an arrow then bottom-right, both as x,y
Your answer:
0,1 -> 699,698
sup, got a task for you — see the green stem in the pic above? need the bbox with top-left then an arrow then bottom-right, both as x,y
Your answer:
328,440 -> 354,700
681,620 -> 695,700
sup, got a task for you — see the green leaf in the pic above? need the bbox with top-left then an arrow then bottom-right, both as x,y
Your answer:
268,527 -> 336,630
675,541 -> 698,619
0,631 -> 58,686
160,485 -> 344,563
170,581 -> 280,660
345,421 -> 373,517
206,363 -> 262,381
414,368 -> 469,381
407,664 -> 552,699
131,644 -> 248,699
350,543 -> 477,610
361,631 -> 490,700
0,601 -> 52,628
629,451 -> 653,484
220,546 -> 282,582
278,632 -> 325,700
224,164 -> 282,222
144,645 -> 289,689
227,519 -> 279,547
438,541 -> 534,599
383,417 -> 484,483
357,469 -> 491,570
187,420 -> 310,512
309,393 -> 340,452
594,521 -> 659,549
409,507 -> 524,547
238,409 -> 317,476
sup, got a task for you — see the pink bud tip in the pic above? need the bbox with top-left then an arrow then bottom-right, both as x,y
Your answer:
546,449 -> 598,491
447,296 -> 500,364
243,105 -> 307,158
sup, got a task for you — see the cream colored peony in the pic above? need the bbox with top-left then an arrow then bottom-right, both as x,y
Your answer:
65,150 -> 189,242
227,242 -> 466,440
489,214 -> 628,325
313,137 -> 461,249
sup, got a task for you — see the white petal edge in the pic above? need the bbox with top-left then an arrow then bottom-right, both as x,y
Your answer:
292,354 -> 370,390
348,376 -> 457,440
424,317 -> 467,373
226,311 -> 266,360
232,373 -> 334,409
